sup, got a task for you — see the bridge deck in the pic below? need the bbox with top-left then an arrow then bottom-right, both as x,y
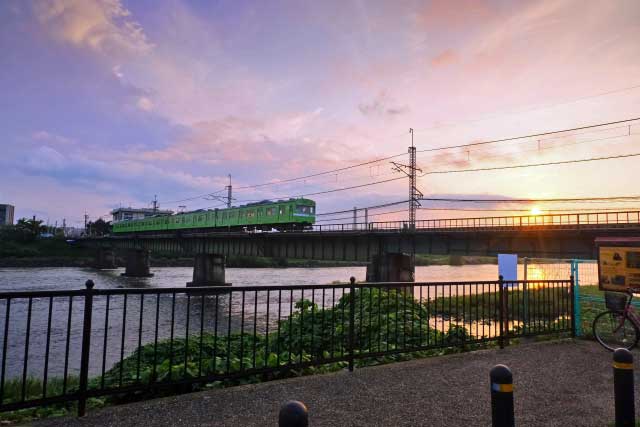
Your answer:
35,340 -> 631,427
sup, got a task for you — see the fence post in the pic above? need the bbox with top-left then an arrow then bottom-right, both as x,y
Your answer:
78,280 -> 95,417
348,276 -> 356,372
613,348 -> 635,427
570,272 -> 577,338
499,276 -> 505,349
490,364 -> 515,427
523,258 -> 528,334
279,401 -> 309,427
571,259 -> 581,337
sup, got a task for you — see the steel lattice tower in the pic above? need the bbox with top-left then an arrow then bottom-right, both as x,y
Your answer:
391,129 -> 422,230
408,128 -> 422,229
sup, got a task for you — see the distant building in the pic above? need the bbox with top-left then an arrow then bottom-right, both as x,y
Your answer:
111,207 -> 173,223
0,204 -> 14,225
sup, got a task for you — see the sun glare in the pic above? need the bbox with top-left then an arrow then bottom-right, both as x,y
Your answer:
530,206 -> 542,216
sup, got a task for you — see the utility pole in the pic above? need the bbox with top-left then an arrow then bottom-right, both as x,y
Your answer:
84,212 -> 89,232
390,128 -> 423,230
226,174 -> 232,209
408,128 -> 420,230
152,195 -> 158,213
364,208 -> 369,227
353,206 -> 357,229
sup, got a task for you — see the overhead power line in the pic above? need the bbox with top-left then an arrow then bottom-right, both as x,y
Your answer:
416,117 -> 640,154
163,188 -> 227,205
234,153 -> 406,191
417,129 -> 638,171
421,152 -> 640,176
194,177 -> 408,210
411,84 -> 640,134
316,199 -> 409,216
160,152 -> 406,207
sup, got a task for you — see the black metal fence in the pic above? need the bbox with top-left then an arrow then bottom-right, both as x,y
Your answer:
0,278 -> 573,415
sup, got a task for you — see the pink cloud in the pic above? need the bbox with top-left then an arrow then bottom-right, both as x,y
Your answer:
33,0 -> 152,57
430,49 -> 458,67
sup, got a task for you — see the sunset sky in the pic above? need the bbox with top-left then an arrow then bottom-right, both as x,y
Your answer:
1,0 -> 639,226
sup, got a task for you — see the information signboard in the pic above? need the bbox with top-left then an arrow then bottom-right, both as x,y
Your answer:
498,254 -> 518,283
597,237 -> 640,291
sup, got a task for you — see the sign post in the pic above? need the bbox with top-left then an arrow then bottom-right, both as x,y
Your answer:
498,254 -> 517,344
498,254 -> 518,283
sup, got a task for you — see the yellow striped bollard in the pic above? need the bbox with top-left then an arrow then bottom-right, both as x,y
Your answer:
490,364 -> 514,427
613,348 -> 635,427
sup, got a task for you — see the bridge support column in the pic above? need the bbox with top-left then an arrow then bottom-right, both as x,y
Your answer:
121,249 -> 153,278
366,252 -> 414,282
187,254 -> 230,286
93,248 -> 117,269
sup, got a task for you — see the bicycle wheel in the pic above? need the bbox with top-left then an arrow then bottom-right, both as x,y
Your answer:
593,310 -> 640,351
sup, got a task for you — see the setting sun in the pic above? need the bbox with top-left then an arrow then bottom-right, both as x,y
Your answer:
530,206 -> 543,216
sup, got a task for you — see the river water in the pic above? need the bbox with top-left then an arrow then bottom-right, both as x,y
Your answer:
0,264 -> 593,382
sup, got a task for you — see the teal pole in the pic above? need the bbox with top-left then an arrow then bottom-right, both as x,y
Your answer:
523,257 -> 528,335
571,260 -> 582,337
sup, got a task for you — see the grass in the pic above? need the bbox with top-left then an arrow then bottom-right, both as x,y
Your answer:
432,285 -> 572,323
414,254 -> 497,266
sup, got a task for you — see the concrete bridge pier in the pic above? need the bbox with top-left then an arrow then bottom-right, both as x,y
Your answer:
187,254 -> 230,287
366,253 -> 414,282
121,249 -> 154,277
93,248 -> 117,269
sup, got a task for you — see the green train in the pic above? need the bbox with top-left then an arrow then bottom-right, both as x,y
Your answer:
112,198 -> 316,234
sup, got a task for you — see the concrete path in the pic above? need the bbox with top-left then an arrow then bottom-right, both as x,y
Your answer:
33,340 -> 631,426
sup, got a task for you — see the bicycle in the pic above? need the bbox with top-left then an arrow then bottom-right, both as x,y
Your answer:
593,287 -> 640,351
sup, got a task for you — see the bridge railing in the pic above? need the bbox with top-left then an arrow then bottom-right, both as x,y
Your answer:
0,278 -> 572,416
309,210 -> 640,232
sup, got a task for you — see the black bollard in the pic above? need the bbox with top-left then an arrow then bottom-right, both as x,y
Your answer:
613,348 -> 635,427
490,364 -> 514,427
279,400 -> 309,427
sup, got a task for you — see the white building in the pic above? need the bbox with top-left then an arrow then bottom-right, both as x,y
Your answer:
111,207 -> 173,223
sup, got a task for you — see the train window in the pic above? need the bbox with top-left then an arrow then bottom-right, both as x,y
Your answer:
248,210 -> 255,218
266,208 -> 274,216
279,206 -> 284,215
310,206 -> 315,214
296,205 -> 312,214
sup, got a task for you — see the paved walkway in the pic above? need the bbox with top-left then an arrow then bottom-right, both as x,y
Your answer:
33,340 -> 633,426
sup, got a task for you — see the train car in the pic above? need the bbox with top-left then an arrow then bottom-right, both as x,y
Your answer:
112,198 -> 316,234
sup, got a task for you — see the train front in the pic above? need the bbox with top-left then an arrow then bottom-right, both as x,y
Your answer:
293,198 -> 316,229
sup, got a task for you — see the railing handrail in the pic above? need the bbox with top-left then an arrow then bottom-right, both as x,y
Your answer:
0,279 -> 574,299
0,277 -> 574,416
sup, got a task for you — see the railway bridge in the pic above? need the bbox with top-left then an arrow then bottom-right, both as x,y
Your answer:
79,210 -> 640,286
